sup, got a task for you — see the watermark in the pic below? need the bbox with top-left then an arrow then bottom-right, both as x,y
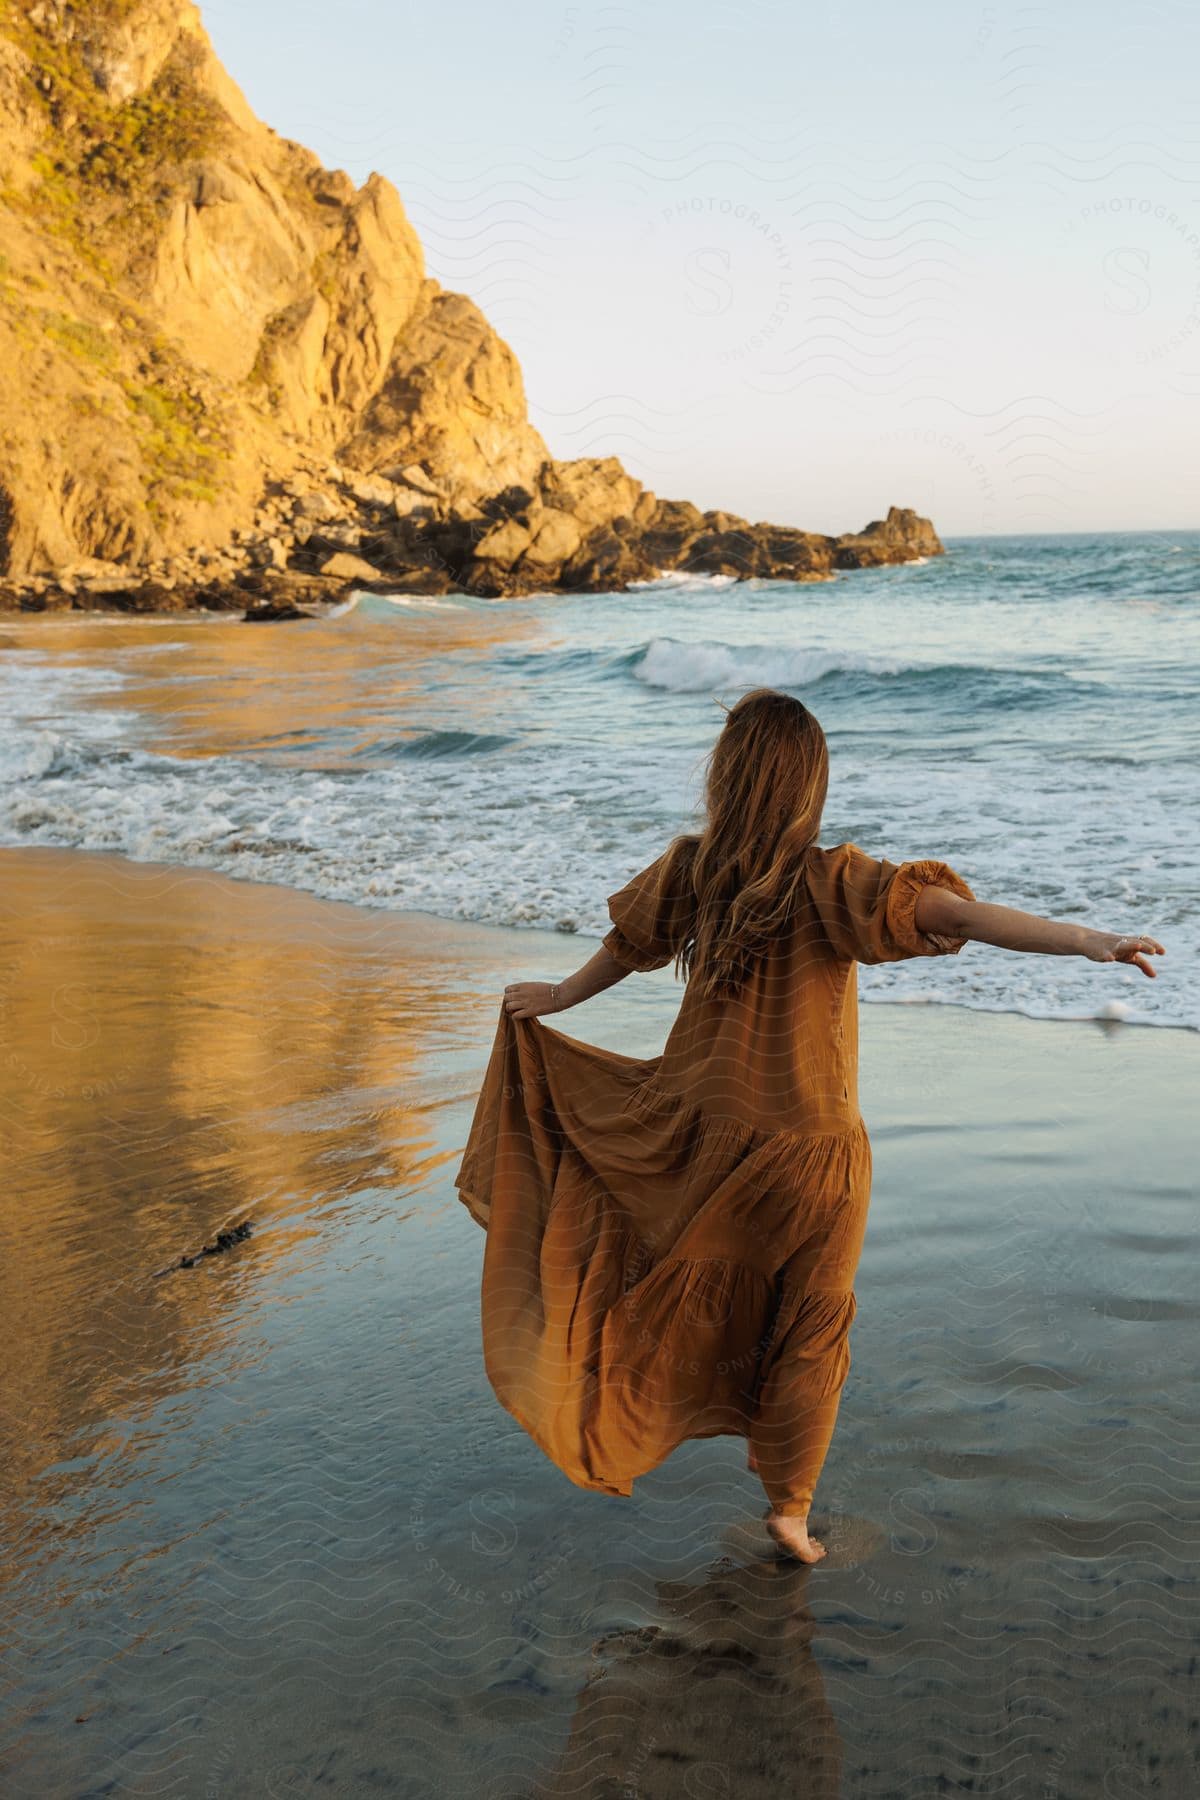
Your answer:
822,1434 -> 984,1607
1058,195 -> 1200,370
547,4 -> 581,65
1036,1234 -> 1178,1390
545,1 -> 636,131
263,1769 -> 315,1797
636,196 -> 798,372
409,1427 -> 580,1609
0,933 -> 136,1101
971,4 -> 998,57
1101,1761 -> 1152,1798
875,423 -> 999,535
205,1743 -> 234,1799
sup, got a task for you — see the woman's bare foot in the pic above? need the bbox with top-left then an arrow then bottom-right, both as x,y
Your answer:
763,1509 -> 827,1564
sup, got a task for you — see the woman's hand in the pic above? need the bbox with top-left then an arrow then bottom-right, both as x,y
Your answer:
502,948 -> 630,1020
1084,931 -> 1166,978
503,981 -> 561,1019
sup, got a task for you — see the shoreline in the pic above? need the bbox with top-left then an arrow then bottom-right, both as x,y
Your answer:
1,842 -> 1192,1040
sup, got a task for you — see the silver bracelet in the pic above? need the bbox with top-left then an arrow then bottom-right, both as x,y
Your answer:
549,983 -> 560,1010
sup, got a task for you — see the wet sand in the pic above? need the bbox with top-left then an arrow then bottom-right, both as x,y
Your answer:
1,846 -> 1197,1798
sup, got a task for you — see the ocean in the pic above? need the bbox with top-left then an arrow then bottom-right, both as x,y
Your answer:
2,529 -> 1197,1029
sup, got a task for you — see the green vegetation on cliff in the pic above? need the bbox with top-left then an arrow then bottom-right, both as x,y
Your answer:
0,0 -> 940,603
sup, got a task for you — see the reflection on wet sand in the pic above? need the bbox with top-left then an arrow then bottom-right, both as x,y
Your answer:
536,1556 -> 841,1799
2,846 -> 1198,1797
0,846 -> 469,1602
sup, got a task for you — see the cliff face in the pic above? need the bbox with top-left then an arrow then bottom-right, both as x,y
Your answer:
0,0 -> 941,610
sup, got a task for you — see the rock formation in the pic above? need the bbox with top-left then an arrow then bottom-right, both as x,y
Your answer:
0,0 -> 942,615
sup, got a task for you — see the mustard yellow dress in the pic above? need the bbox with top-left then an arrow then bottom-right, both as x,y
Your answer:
455,841 -> 976,1517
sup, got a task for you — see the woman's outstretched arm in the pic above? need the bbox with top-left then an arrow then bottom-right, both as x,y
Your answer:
503,947 -> 631,1020
915,886 -> 1166,978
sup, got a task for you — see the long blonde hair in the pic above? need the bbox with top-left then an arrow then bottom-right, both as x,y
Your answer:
656,688 -> 830,999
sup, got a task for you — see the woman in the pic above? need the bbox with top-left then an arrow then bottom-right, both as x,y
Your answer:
454,689 -> 1164,1564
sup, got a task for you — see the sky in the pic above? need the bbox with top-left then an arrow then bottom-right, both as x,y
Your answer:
200,0 -> 1200,537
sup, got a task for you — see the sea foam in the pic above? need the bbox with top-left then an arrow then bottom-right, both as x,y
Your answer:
631,637 -> 922,692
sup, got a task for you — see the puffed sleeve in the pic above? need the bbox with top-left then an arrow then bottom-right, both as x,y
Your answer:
602,850 -> 686,973
803,841 -> 977,965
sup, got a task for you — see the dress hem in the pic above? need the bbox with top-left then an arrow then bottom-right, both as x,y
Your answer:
495,1394 -> 758,1501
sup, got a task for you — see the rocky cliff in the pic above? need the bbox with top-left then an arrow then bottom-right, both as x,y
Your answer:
0,0 -> 942,615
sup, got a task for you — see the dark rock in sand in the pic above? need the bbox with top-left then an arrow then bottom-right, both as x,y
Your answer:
242,599 -> 312,622
236,570 -> 355,619
154,1219 -> 253,1278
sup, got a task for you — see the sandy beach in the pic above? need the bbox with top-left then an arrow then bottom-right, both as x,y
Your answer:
3,0 -> 1198,1789
1,844 -> 1197,1796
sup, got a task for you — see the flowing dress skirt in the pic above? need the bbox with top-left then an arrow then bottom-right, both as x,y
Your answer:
455,1003 -> 872,1517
